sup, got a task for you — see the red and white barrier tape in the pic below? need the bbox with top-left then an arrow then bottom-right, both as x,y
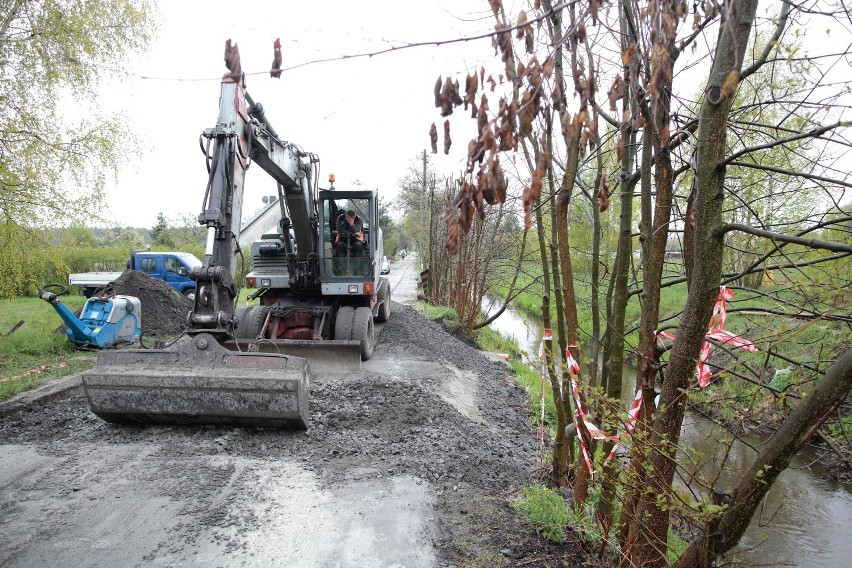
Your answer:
0,361 -> 68,384
568,344 -> 644,479
656,286 -> 756,387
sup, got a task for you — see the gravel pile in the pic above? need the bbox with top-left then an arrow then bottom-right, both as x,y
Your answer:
7,302 -> 537,491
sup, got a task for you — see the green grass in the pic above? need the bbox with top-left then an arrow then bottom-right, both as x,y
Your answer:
475,326 -> 522,359
412,301 -> 459,322
667,530 -> 690,564
512,484 -> 572,543
0,295 -> 96,401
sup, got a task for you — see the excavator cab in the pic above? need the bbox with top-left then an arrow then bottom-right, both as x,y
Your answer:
321,193 -> 377,277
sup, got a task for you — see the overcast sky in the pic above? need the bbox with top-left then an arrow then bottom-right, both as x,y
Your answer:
97,1 -> 848,229
96,0 -> 497,228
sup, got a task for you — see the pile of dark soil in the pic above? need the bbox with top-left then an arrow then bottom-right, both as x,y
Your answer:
109,270 -> 192,337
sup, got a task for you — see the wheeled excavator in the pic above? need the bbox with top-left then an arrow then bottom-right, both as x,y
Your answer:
81,44 -> 391,429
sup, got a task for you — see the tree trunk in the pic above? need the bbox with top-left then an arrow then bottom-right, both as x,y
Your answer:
630,3 -> 760,566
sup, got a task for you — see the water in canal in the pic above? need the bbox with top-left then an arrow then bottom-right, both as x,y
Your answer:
485,300 -> 852,567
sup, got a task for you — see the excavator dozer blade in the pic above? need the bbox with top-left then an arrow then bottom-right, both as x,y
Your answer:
82,333 -> 309,429
224,339 -> 362,374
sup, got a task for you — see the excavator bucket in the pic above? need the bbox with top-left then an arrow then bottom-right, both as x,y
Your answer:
224,338 -> 362,374
82,333 -> 309,429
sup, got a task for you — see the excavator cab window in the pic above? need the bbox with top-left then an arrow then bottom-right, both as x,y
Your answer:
321,197 -> 372,277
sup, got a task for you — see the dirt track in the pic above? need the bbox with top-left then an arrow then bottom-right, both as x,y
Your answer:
0,256 -> 583,567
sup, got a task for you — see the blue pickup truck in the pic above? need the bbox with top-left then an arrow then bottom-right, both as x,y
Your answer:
68,251 -> 203,299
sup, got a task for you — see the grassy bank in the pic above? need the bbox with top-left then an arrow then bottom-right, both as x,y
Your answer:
0,295 -> 96,401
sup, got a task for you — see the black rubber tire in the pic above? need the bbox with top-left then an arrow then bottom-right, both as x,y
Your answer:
352,306 -> 375,360
235,305 -> 269,339
183,288 -> 196,302
335,305 -> 355,341
375,278 -> 391,323
234,306 -> 254,339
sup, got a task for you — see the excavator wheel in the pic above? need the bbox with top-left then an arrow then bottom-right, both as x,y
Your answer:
353,306 -> 374,360
376,278 -> 391,323
335,305 -> 355,341
234,306 -> 254,339
235,305 -> 269,340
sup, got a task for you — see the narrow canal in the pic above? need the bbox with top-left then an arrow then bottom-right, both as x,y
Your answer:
486,300 -> 852,567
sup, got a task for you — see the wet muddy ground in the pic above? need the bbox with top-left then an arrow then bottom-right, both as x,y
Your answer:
0,256 -> 588,567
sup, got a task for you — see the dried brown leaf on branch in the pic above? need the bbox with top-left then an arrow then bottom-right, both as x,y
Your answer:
551,80 -> 563,110
516,11 -> 528,39
491,155 -> 507,204
598,175 -> 610,212
481,175 -> 497,205
590,0 -> 600,24
585,119 -> 598,152
270,38 -> 282,78
494,22 -> 512,60
722,69 -> 740,99
472,181 -> 485,221
525,26 -> 535,53
429,122 -> 438,154
477,94 -> 490,132
443,120 -> 452,154
440,77 -> 463,117
497,98 -> 518,151
434,76 -> 443,108
446,218 -> 460,253
488,0 -> 502,19
529,144 -> 548,202
616,135 -> 625,160
518,89 -> 537,138
464,72 -> 479,110
622,42 -> 637,66
476,155 -> 507,208
608,75 -> 625,111
522,187 -> 534,229
515,10 -> 534,53
224,39 -> 241,78
467,139 -> 485,173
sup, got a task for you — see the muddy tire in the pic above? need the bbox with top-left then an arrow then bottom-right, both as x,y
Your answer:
183,288 -> 196,302
353,306 -> 375,360
376,278 -> 390,323
235,305 -> 269,339
234,306 -> 254,339
335,305 -> 355,341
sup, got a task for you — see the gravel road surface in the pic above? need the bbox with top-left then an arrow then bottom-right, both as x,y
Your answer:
0,255 -> 564,567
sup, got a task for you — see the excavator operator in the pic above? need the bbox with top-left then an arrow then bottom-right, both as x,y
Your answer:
334,210 -> 366,257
